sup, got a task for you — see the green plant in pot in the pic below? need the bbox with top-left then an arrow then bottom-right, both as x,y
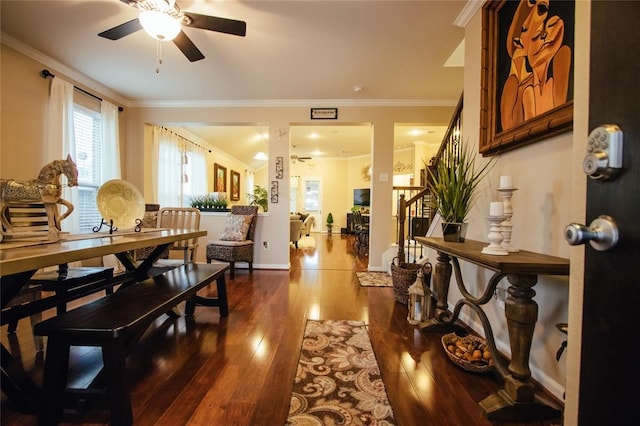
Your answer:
427,145 -> 494,242
247,185 -> 268,212
213,193 -> 229,210
326,212 -> 334,235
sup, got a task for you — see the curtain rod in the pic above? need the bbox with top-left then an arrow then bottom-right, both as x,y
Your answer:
40,69 -> 124,112
161,126 -> 212,153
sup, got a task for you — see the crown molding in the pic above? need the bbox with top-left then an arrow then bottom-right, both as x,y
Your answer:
454,0 -> 484,28
127,98 -> 459,108
2,32 -> 129,106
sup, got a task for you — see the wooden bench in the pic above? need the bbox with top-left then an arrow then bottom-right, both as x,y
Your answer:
33,262 -> 229,426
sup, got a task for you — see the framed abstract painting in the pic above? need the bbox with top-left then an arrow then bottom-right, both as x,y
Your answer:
479,0 -> 574,156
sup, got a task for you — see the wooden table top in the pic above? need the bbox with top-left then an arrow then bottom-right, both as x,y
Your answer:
0,229 -> 206,276
414,237 -> 570,276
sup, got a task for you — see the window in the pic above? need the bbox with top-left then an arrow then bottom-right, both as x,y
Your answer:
73,104 -> 103,232
304,179 -> 320,212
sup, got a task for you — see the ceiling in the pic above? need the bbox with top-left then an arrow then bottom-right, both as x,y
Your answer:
1,0 -> 475,169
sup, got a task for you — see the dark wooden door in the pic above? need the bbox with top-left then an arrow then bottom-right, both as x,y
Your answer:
579,2 -> 640,423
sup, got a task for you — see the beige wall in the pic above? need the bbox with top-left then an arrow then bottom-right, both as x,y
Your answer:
0,44 -> 128,179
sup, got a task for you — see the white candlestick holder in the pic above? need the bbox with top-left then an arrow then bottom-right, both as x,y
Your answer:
482,215 -> 509,255
497,187 -> 519,252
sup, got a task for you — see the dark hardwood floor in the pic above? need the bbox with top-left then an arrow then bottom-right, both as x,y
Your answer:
1,234 -> 563,425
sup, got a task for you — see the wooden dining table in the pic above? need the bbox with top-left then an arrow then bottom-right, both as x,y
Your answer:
0,228 -> 207,413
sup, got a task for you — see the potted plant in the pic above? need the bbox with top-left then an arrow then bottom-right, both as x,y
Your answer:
326,212 -> 334,235
427,144 -> 494,242
190,195 -> 204,210
190,193 -> 230,211
214,193 -> 229,210
248,185 -> 268,212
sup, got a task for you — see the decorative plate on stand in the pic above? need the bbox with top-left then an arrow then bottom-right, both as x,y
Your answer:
96,179 -> 145,229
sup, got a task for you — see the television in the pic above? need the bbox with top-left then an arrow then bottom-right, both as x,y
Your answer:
353,188 -> 370,207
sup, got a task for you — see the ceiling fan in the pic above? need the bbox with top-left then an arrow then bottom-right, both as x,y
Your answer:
291,154 -> 313,163
98,0 -> 246,62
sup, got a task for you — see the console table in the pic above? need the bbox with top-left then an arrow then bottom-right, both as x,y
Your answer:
414,237 -> 569,421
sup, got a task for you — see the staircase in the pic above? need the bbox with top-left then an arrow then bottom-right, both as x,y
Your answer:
394,93 -> 463,263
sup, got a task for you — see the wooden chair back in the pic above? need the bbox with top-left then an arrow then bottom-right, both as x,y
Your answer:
157,207 -> 201,263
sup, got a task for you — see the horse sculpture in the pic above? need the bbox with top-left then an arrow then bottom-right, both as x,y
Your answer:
0,155 -> 78,241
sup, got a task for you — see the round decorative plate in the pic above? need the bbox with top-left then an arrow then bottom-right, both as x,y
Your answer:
96,179 -> 145,229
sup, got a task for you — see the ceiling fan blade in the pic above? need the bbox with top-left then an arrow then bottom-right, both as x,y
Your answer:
183,12 -> 247,37
98,18 -> 142,40
173,30 -> 205,62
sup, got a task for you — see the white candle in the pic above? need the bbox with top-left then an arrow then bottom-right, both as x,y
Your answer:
500,175 -> 513,188
489,201 -> 504,216
414,300 -> 422,322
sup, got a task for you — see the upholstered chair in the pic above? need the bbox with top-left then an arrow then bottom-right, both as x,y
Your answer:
206,205 -> 258,279
300,215 -> 315,236
290,219 -> 303,248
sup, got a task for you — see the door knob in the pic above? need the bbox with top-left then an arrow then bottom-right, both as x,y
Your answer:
564,215 -> 619,251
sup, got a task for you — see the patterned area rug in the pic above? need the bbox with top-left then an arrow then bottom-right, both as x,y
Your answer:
286,319 -> 396,425
356,271 -> 393,287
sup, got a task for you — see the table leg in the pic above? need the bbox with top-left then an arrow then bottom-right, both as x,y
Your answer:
420,251 -> 465,333
479,273 -> 561,420
1,270 -> 41,413
115,244 -> 182,318
1,344 -> 40,413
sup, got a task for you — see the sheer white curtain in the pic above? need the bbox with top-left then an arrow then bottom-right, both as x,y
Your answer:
152,127 -> 182,206
188,146 -> 207,197
245,171 -> 254,203
100,101 -> 122,271
46,78 -> 75,162
101,101 -> 121,181
46,77 -> 77,232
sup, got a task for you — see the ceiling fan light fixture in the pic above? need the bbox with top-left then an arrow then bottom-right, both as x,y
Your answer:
139,10 -> 181,41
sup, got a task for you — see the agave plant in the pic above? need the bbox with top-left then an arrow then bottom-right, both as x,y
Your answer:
427,145 -> 494,223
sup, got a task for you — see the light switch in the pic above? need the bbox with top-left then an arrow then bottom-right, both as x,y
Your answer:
379,173 -> 389,182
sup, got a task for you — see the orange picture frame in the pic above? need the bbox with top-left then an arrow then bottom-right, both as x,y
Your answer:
230,170 -> 240,201
214,163 -> 227,193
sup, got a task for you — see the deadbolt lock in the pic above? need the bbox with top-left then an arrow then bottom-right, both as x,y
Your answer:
583,124 -> 623,180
